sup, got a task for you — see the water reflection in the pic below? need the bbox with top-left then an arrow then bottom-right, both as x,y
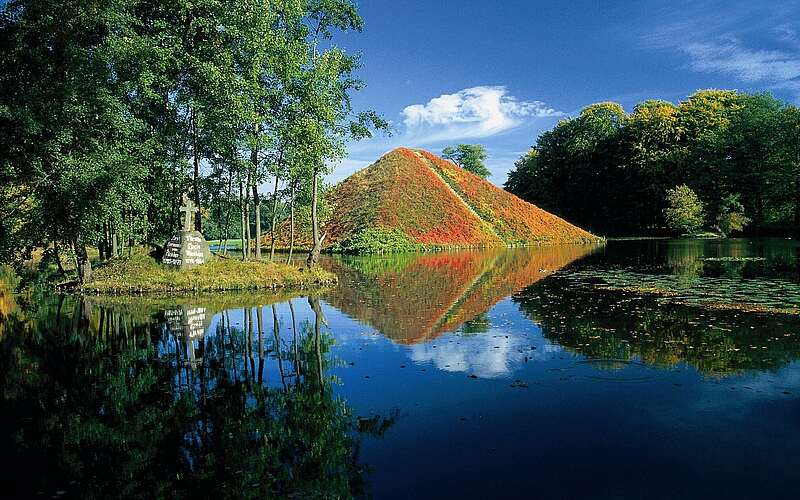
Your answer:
0,294 -> 389,498
3,240 -> 800,498
513,239 -> 800,375
323,245 -> 600,344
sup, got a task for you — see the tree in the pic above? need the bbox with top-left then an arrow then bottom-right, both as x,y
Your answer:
0,0 -> 151,282
505,90 -> 798,236
779,107 -> 800,230
715,194 -> 750,236
623,100 -> 682,228
505,102 -> 625,233
664,185 -> 705,234
442,144 -> 491,179
298,1 -> 389,268
504,149 -> 540,200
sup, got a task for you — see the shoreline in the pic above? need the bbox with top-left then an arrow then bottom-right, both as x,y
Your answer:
44,253 -> 337,297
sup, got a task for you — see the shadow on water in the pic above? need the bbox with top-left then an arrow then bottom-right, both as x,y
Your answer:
0,290 -> 396,498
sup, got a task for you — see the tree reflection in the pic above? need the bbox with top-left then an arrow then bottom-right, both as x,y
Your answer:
0,295 -> 379,498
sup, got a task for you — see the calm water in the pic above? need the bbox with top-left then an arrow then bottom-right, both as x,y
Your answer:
2,239 -> 800,499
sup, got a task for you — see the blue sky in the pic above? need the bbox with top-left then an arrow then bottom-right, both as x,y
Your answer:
332,0 -> 800,185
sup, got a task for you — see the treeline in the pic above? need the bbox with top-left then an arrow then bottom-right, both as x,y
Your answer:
505,90 -> 800,236
0,0 -> 385,282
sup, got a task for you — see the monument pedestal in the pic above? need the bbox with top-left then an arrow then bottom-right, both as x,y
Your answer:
162,230 -> 212,269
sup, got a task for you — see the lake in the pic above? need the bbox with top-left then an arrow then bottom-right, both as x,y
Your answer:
2,238 -> 800,499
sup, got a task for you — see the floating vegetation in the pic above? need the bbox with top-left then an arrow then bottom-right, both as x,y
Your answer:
700,256 -> 767,262
560,269 -> 800,315
515,273 -> 800,375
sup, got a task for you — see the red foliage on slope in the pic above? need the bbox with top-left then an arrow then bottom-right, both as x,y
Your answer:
418,150 -> 597,244
327,147 -> 501,247
324,147 -> 598,248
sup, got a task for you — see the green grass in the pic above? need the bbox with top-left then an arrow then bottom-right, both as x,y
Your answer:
332,227 -> 428,254
83,252 -> 336,294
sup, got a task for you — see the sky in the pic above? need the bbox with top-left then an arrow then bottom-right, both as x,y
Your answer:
331,0 -> 800,185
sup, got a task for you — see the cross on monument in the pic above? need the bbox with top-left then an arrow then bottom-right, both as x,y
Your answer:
179,195 -> 199,231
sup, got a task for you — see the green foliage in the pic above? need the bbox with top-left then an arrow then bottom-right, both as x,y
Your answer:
716,194 -> 750,236
334,227 -> 425,254
442,144 -> 491,179
505,90 -> 800,235
0,294 -> 377,497
664,185 -> 705,234
0,0 -> 384,275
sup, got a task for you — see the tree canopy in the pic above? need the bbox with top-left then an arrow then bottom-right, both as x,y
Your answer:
442,144 -> 490,179
664,185 -> 705,234
0,0 -> 386,280
505,90 -> 800,236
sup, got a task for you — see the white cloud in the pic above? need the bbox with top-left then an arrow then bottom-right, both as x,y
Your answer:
641,7 -> 800,98
408,326 -> 557,379
328,157 -> 372,183
682,37 -> 800,85
401,86 -> 563,141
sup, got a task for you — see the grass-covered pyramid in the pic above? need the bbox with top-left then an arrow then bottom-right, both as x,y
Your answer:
326,148 -> 599,252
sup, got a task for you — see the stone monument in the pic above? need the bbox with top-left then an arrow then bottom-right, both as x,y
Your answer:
162,195 -> 212,269
164,305 -> 210,368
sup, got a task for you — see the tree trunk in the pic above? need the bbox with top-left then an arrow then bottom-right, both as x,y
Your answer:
98,224 -> 107,261
53,240 -> 65,275
306,168 -> 322,268
214,170 -> 222,247
287,179 -> 295,265
222,167 -> 234,255
170,162 -> 179,231
270,172 -> 280,261
74,233 -> 92,284
252,181 -> 261,260
111,221 -> 118,258
127,212 -> 133,257
192,110 -> 202,232
250,126 -> 261,260
239,175 -> 247,261
245,169 -> 252,258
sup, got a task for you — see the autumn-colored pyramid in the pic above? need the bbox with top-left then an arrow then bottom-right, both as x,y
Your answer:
325,147 -> 598,248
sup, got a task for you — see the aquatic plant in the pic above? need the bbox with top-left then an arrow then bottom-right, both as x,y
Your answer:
516,273 -> 800,375
559,268 -> 800,315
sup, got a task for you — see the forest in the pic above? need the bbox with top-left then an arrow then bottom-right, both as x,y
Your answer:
0,0 -> 386,282
505,90 -> 800,236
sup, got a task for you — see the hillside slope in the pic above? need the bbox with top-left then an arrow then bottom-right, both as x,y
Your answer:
325,147 -> 598,251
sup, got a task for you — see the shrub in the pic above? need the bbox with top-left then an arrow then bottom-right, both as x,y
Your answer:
716,194 -> 750,236
335,227 -> 424,254
664,185 -> 705,234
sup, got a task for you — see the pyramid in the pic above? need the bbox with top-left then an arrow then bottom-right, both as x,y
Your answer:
324,147 -> 599,248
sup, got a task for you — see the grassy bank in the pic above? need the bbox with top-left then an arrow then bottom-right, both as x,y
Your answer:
82,253 -> 336,294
